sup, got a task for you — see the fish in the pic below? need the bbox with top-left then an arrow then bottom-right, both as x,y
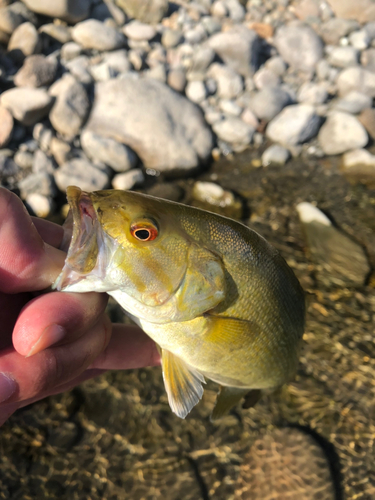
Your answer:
54,186 -> 305,419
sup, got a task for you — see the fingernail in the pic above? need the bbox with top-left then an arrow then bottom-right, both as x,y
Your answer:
26,323 -> 66,357
0,373 -> 17,403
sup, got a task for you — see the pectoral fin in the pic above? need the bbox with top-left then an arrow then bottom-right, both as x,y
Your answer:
161,349 -> 206,419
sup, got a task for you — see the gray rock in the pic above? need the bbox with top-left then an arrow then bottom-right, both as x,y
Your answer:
0,152 -> 18,177
253,68 -> 280,90
224,0 -> 245,21
49,78 -> 90,138
112,169 -> 145,190
274,22 -> 324,72
19,172 -> 56,198
266,105 -> 321,146
207,26 -> 262,77
212,117 -> 255,145
85,77 -> 213,173
349,30 -> 370,50
0,105 -> 13,148
333,91 -> 372,114
103,49 -> 132,74
262,144 -> 290,167
61,42 -> 82,61
265,56 -> 287,76
187,47 -> 215,81
7,22 -> 41,62
81,130 -> 137,172
201,15 -> 221,35
167,67 -> 186,92
39,23 -> 72,44
32,149 -> 55,174
1,88 -> 53,126
184,25 -> 207,45
249,87 -> 292,122
116,0 -> 168,24
33,123 -> 53,152
320,18 -> 360,45
337,67 -> 375,97
14,55 -> 58,88
298,82 -> 328,105
54,158 -> 110,192
318,112 -> 368,155
185,80 -> 206,103
326,0 -> 375,24
21,0 -> 91,23
327,46 -> 359,68
72,20 -> 125,51
206,63 -> 243,99
161,29 -> 182,49
65,55 -> 93,84
123,20 -> 156,41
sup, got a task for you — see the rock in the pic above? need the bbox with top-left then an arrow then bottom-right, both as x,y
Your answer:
240,108 -> 258,128
358,107 -> 375,139
327,46 -> 359,68
320,18 -> 360,45
25,193 -> 52,218
0,105 -> 13,147
14,54 -> 58,88
72,19 -> 125,51
201,16 -> 221,35
333,91 -> 372,114
184,25 -> 207,45
191,181 -> 243,219
1,88 -> 53,126
262,145 -> 290,166
18,172 -> 56,198
206,63 -> 243,99
50,137 -> 72,165
14,150 -> 33,169
33,123 -> 53,152
212,117 -> 255,145
337,67 -> 375,97
112,169 -> 145,190
297,82 -> 328,105
318,112 -> 368,155
187,47 -> 215,81
21,0 -> 91,24
265,56 -> 287,76
219,99 -> 242,116
167,67 -> 186,92
360,48 -> 375,71
253,67 -> 280,90
296,201 -> 370,287
349,30 -> 370,50
61,41 -> 82,61
185,80 -> 206,103
342,148 -> 375,186
207,26 -> 262,77
39,23 -> 72,44
54,159 -> 110,192
274,22 -> 324,72
49,78 -> 90,138
116,0 -> 168,24
7,22 -> 41,62
161,29 -> 182,49
64,55 -> 92,84
326,0 -> 375,24
85,77 -> 213,174
81,130 -> 137,172
0,2 -> 25,34
0,152 -> 18,177
249,87 -> 292,122
266,105 -> 321,146
32,149 -> 55,174
211,1 -> 227,17
123,20 -> 156,41
144,64 -> 167,83
103,49 -> 131,75
292,0 -> 320,20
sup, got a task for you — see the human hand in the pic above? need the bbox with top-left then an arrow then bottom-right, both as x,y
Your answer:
0,188 -> 160,426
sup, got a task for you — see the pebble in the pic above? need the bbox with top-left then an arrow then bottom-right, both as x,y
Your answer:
115,0 -> 168,24
262,145 -> 290,167
207,63 -> 243,99
144,64 -> 167,83
33,123 -> 53,152
337,67 -> 375,97
191,180 -> 243,218
167,67 -> 186,92
112,169 -> 145,190
1,88 -> 53,126
266,105 -> 321,146
61,42 -> 82,62
32,149 -> 55,174
358,108 -> 375,139
18,172 -> 56,198
327,46 -> 359,68
7,22 -> 41,62
161,29 -> 182,49
21,0 -> 91,24
333,91 -> 372,114
72,19 -> 126,51
219,99 -> 242,116
39,23 -> 72,44
212,117 -> 255,146
265,56 -> 287,76
298,82 -> 328,105
274,22 -> 324,72
123,20 -> 156,41
0,105 -> 13,148
187,47 -> 215,81
318,111 -> 368,155
185,80 -> 206,103
349,30 -> 370,50
360,48 -> 375,72
249,87 -> 291,122
14,150 -> 33,169
54,159 -> 110,193
49,137 -> 72,165
0,152 -> 18,177
25,193 -> 52,218
49,78 -> 90,138
342,148 -> 375,169
0,3 -> 24,35
14,54 -> 58,88
319,18 -> 360,45
65,55 -> 93,84
326,0 -> 375,25
81,130 -> 138,172
254,67 -> 280,90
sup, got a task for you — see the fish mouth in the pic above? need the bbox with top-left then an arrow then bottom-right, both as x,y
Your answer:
53,186 -> 101,291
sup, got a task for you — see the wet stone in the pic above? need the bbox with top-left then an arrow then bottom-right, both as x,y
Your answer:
262,145 -> 290,167
191,180 -> 243,219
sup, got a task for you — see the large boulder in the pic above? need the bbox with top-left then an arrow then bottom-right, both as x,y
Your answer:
84,77 -> 213,174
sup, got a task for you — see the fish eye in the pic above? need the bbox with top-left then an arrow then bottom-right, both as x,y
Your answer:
130,219 -> 158,242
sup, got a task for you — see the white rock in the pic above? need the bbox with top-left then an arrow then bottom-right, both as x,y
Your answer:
253,67 -> 280,90
112,169 -> 145,190
342,148 -> 375,168
298,82 -> 328,105
249,87 -> 292,122
333,91 -> 372,114
25,193 -> 52,218
72,19 -> 125,51
207,63 -> 243,99
123,20 -> 156,41
1,88 -> 52,126
185,80 -> 206,103
296,202 -> 331,226
213,117 -> 255,145
318,112 -> 368,155
327,46 -> 359,68
337,67 -> 375,97
22,0 -> 90,23
266,105 -> 321,146
349,30 -> 370,50
219,99 -> 242,116
262,145 -> 290,167
192,181 -> 235,207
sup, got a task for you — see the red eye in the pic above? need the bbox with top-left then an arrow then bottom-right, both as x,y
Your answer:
130,220 -> 158,241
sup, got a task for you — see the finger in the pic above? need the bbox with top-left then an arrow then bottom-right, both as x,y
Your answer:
0,315 -> 112,406
0,188 -> 66,293
13,291 -> 108,357
89,324 -> 160,370
32,217 -> 64,249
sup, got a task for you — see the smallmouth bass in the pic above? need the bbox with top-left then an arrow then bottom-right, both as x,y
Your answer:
54,186 -> 305,419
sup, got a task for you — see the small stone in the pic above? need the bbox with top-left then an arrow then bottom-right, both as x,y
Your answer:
326,0 -> 375,25
219,99 -> 242,116
81,130 -> 137,172
116,0 -> 168,24
213,117 -> 255,145
298,82 -> 328,105
39,23 -> 71,44
161,29 -> 182,49
266,105 -> 321,146
25,193 -> 52,218
0,2 -> 25,34
249,87 -> 291,122
7,22 -> 41,62
320,18 -> 360,45
225,0 -> 245,21
342,148 -> 375,186
265,56 -> 287,76
50,137 -> 72,165
253,67 -> 280,90
128,49 -> 145,71
21,0 -> 91,24
112,169 -> 145,190
0,105 -> 13,147
49,78 -> 90,138
207,63 -> 243,99
201,16 -> 221,35
240,108 -> 258,128
123,20 -> 156,41
327,46 -> 359,68
32,149 -> 55,174
167,67 -> 186,92
184,25 -> 207,45
61,42 -> 82,62
185,80 -> 206,103
262,145 -> 290,166
14,54 -> 58,88
64,55 -> 92,84
19,172 -> 56,198
1,88 -> 53,126
247,22 -> 273,39
204,107 -> 223,125
144,64 -> 167,83
14,150 -> 33,169
360,48 -> 375,72
349,30 -> 370,50
191,180 -> 243,218
72,19 -> 125,51
0,152 -> 18,177
33,123 -> 53,152
187,47 -> 215,81
210,1 -> 228,17
358,108 -> 375,139
55,159 -> 110,192
318,112 -> 368,155
274,22 -> 324,72
333,91 -> 372,114
104,50 -> 132,74
337,67 -> 375,97
292,0 -> 320,20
